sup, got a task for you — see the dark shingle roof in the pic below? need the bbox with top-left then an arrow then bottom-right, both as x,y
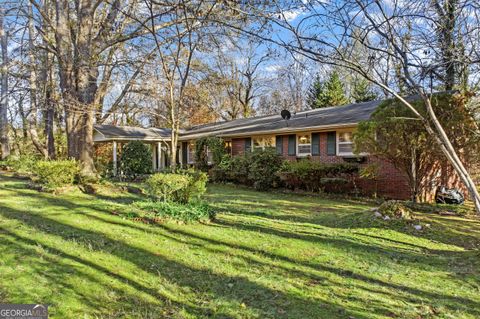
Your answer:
94,125 -> 171,141
94,99 -> 383,142
180,99 -> 382,139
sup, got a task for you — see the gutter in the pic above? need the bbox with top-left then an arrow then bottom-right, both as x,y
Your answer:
178,122 -> 359,141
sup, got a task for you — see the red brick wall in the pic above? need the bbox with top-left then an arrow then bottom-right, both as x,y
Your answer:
279,133 -> 411,200
224,133 -> 464,201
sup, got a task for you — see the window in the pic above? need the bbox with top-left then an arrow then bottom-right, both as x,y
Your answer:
252,136 -> 275,150
297,134 -> 311,156
206,147 -> 213,164
224,140 -> 232,155
337,131 -> 354,155
187,141 -> 195,164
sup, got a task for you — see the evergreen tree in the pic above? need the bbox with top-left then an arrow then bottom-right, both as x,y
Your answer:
307,71 -> 349,109
306,74 -> 324,109
351,78 -> 378,103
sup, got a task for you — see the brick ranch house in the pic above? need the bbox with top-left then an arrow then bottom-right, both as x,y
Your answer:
94,99 -> 462,200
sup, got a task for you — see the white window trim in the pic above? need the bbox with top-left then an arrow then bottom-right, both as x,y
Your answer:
251,135 -> 275,151
206,146 -> 213,165
336,130 -> 355,156
296,133 -> 311,157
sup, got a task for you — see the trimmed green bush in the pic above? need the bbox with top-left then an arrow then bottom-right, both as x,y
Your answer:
145,173 -> 191,202
212,150 -> 283,190
248,149 -> 284,190
120,141 -> 152,179
135,200 -> 215,222
180,169 -> 208,202
278,160 -> 359,192
145,170 -> 208,203
34,160 -> 79,189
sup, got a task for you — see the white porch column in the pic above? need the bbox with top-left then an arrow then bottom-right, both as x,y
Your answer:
157,142 -> 162,170
113,141 -> 117,176
151,144 -> 157,171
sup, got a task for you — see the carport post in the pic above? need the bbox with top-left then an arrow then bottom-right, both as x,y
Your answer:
151,144 -> 157,171
157,142 -> 162,170
113,141 -> 117,176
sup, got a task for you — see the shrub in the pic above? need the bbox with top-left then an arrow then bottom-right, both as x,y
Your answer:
248,149 -> 284,190
278,160 -> 359,192
212,150 -> 283,190
378,200 -> 413,220
320,177 -> 350,193
94,143 -> 114,177
1,155 -> 39,175
145,173 -> 191,202
34,160 -> 79,189
135,200 -> 215,222
195,136 -> 226,171
180,169 -> 208,201
228,154 -> 251,185
145,170 -> 208,203
120,141 -> 152,179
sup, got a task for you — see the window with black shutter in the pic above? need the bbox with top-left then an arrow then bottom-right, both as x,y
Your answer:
327,132 -> 336,156
275,136 -> 283,154
311,133 -> 320,155
288,135 -> 296,156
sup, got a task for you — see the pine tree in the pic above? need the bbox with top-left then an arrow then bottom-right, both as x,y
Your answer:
322,71 -> 349,107
306,74 -> 324,109
307,71 -> 349,109
351,78 -> 378,103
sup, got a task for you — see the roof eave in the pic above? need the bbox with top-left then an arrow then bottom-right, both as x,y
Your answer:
178,122 -> 359,141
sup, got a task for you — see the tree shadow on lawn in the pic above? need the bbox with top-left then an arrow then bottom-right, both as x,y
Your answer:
3,187 -> 479,318
79,206 -> 480,318
206,188 -> 480,250
0,229 -> 188,318
1,178 -> 480,318
0,203 -> 378,319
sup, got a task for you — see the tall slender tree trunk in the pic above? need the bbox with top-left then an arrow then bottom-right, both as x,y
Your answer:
27,2 -> 48,158
0,8 -> 10,159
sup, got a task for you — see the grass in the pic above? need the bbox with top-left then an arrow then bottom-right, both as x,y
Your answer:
0,173 -> 479,318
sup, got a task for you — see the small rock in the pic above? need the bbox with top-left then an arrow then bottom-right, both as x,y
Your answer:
425,223 -> 431,228
227,283 -> 234,288
374,211 -> 382,218
413,224 -> 422,231
383,215 -> 391,221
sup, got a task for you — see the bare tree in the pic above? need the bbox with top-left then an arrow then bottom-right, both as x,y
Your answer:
0,7 -> 10,159
29,0 -> 167,177
220,0 -> 480,212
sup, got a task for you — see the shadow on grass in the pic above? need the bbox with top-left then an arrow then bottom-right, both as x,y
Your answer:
206,186 -> 480,250
0,229 -> 190,318
0,201 -> 373,318
1,176 -> 480,318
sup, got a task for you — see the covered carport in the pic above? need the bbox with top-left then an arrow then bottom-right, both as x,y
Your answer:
93,125 -> 171,176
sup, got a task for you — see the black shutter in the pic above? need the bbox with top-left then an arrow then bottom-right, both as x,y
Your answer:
244,137 -> 252,153
327,132 -> 336,156
288,134 -> 296,156
276,136 -> 283,155
311,133 -> 320,155
182,142 -> 188,164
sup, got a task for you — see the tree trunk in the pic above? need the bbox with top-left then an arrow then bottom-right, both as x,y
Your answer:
423,96 -> 480,212
27,2 -> 48,158
0,8 -> 10,159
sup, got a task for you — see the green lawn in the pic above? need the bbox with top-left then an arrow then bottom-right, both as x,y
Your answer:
0,174 -> 479,319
